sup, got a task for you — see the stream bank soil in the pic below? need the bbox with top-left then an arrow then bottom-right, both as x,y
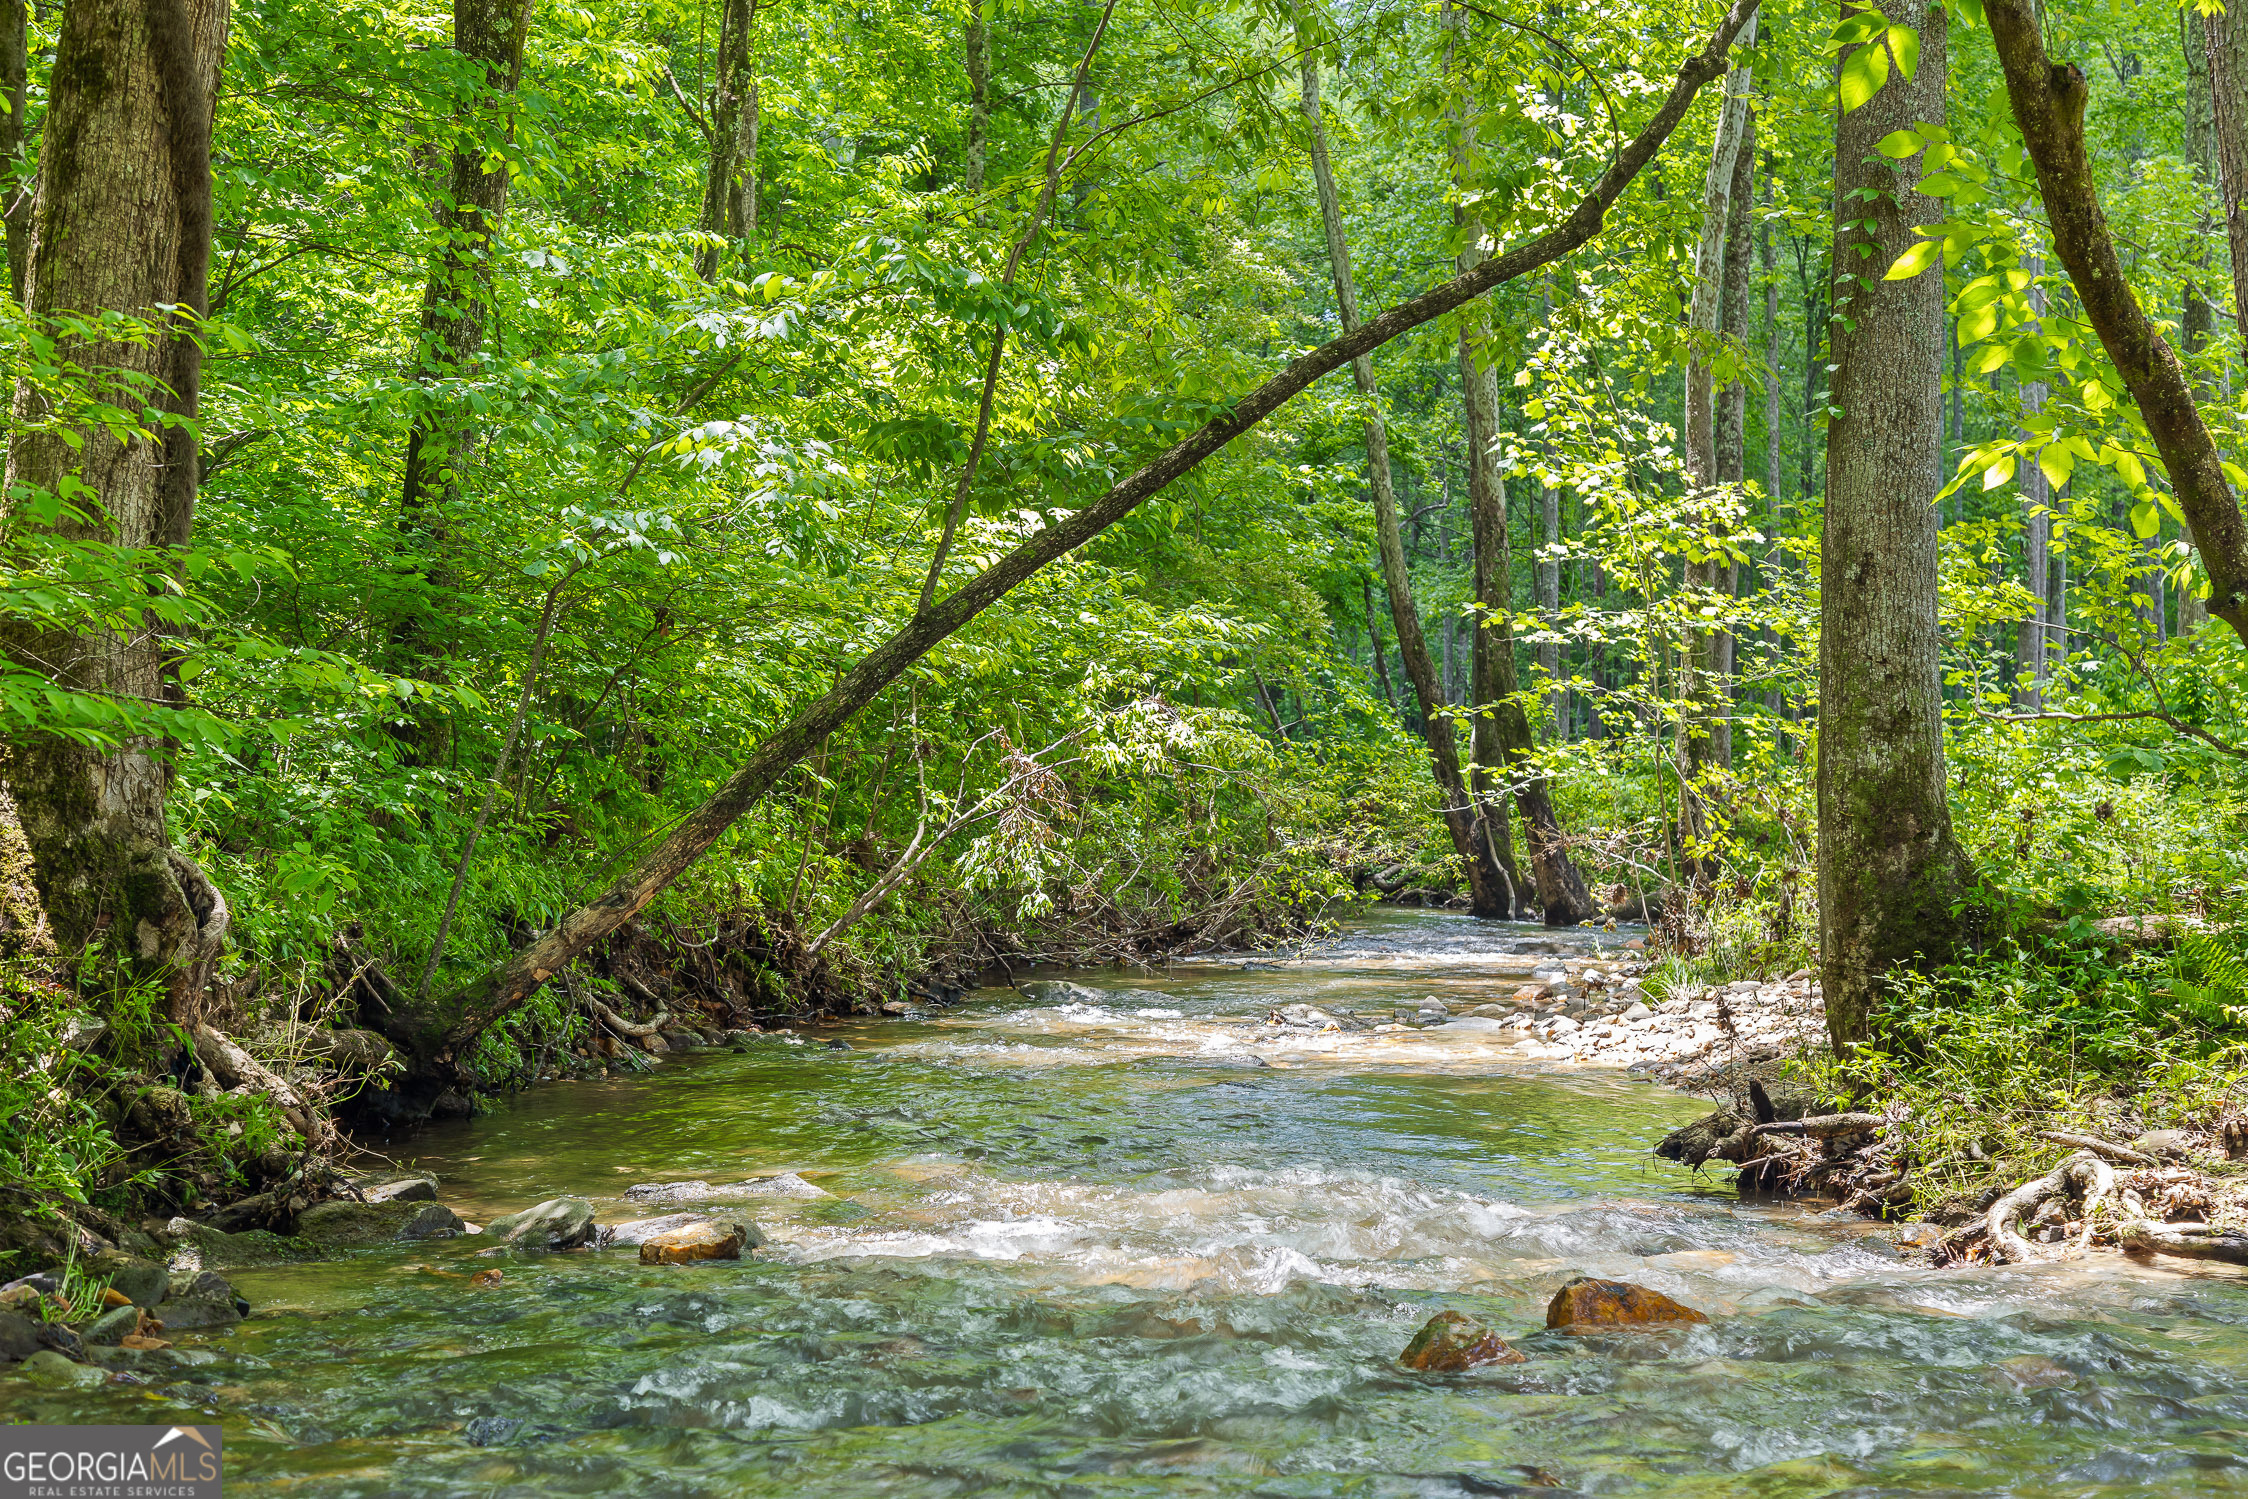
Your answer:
5,908 -> 2247,1496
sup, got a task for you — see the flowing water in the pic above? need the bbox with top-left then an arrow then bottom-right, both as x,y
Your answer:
10,908 -> 2248,1496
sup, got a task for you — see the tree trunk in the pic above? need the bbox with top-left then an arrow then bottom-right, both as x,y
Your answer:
2206,0 -> 2248,365
2182,9 -> 2216,637
1,0 -> 231,1021
1985,0 -> 2248,643
1306,12 -> 1514,919
395,0 -> 529,747
1710,108 -> 1755,770
1819,1 -> 1972,1053
1679,20 -> 1755,849
2014,275 -> 2051,709
2,0 -> 27,306
695,0 -> 759,279
964,0 -> 989,195
1362,574 -> 1399,712
371,0 -> 1762,1065
1762,166 -> 1782,498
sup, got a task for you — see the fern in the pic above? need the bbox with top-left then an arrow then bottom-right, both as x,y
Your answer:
2169,933 -> 2248,1030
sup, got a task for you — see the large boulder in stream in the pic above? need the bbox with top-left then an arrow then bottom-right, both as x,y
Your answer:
1545,1277 -> 1707,1329
1397,1310 -> 1525,1371
483,1197 -> 597,1249
636,1219 -> 757,1265
296,1199 -> 465,1249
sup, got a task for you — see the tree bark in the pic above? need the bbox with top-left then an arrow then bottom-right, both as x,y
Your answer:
2,0 -> 27,306
1985,0 -> 2248,643
1,0 -> 231,1021
2204,0 -> 2248,366
367,0 -> 1763,1063
1679,21 -> 1756,844
2014,275 -> 2051,709
1362,574 -> 1399,712
694,0 -> 758,280
2181,9 -> 2216,637
1307,10 -> 1513,918
1818,0 -> 1972,1053
1710,108 -> 1756,769
964,0 -> 989,196
395,0 -> 530,745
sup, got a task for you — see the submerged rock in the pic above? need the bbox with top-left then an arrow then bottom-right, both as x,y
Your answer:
1019,980 -> 1109,1005
0,1310 -> 42,1361
87,1250 -> 168,1308
1397,1310 -> 1526,1371
1545,1277 -> 1708,1329
296,1199 -> 465,1249
17,1349 -> 107,1390
623,1173 -> 831,1203
638,1219 -> 753,1265
484,1197 -> 597,1249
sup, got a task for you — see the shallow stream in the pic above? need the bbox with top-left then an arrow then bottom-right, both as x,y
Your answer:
9,909 -> 2248,1495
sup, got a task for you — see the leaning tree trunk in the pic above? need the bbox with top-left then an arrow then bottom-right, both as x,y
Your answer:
394,0 -> 529,755
1,0 -> 231,1022
695,0 -> 759,279
1818,0 -> 1972,1052
1299,12 -> 1514,919
1983,0 -> 2248,643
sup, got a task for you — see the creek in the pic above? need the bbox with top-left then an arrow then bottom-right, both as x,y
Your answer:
12,908 -> 2248,1495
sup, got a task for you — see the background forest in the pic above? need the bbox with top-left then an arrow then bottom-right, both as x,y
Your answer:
4,0 -> 2248,1222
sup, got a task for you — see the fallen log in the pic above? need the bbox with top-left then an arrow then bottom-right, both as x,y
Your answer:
2037,1131 -> 2156,1167
1754,1113 -> 1887,1139
585,994 -> 670,1040
2120,1220 -> 2248,1266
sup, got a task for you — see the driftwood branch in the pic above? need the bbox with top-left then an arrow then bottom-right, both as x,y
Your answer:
2038,1130 -> 2156,1166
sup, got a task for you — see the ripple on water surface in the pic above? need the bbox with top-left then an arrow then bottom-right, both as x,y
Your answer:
10,909 -> 2248,1496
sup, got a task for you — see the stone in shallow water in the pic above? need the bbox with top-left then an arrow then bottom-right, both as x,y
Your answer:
623,1173 -> 830,1203
1397,1310 -> 1526,1371
1545,1277 -> 1707,1329
484,1197 -> 597,1249
462,1415 -> 522,1446
18,1350 -> 107,1389
638,1220 -> 752,1265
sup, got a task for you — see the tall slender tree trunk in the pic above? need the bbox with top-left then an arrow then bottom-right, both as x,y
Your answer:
2,0 -> 28,306
1678,19 -> 1755,855
1298,18 -> 1514,918
695,0 -> 759,280
2182,10 -> 2217,636
1,0 -> 231,1021
1362,574 -> 1399,712
964,0 -> 989,196
1819,1 -> 1972,1052
2205,1 -> 2248,364
1710,109 -> 1755,769
1446,1 -> 1594,923
395,0 -> 530,755
2014,274 -> 2052,709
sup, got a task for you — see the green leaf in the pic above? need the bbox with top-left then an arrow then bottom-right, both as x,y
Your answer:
1885,24 -> 1919,80
1982,454 -> 2016,489
2037,442 -> 2074,490
2129,501 -> 2160,539
1875,128 -> 1923,158
1884,239 -> 1942,279
1840,44 -> 1891,112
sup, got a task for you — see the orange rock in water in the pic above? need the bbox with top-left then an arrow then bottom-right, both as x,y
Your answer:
1397,1310 -> 1527,1371
100,1287 -> 132,1309
1545,1277 -> 1707,1329
470,1269 -> 504,1289
118,1333 -> 171,1351
639,1220 -> 748,1265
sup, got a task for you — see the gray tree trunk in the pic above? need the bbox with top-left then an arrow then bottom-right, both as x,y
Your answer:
2,0 -> 27,306
965,0 -> 989,195
1819,1 -> 1972,1052
396,0 -> 530,754
2182,9 -> 2217,636
695,0 -> 760,279
2014,275 -> 2051,708
1,0 -> 231,1021
1711,109 -> 1755,769
2205,0 -> 2248,363
1299,21 -> 1515,919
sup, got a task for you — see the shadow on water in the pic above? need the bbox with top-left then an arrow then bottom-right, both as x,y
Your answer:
9,908 -> 2248,1495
